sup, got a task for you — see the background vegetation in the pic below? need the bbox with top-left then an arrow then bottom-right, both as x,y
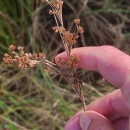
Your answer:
0,0 -> 130,129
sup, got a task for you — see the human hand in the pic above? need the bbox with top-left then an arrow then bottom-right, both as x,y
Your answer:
55,46 -> 130,130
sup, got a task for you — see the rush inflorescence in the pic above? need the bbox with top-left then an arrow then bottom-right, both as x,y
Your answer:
3,0 -> 86,111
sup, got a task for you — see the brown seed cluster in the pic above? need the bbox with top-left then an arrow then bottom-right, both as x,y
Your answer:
58,55 -> 80,70
74,19 -> 81,25
77,26 -> 84,34
52,18 -> 84,46
74,19 -> 84,34
42,0 -> 63,25
43,0 -> 84,58
3,45 -> 45,69
52,26 -> 79,45
58,55 -> 85,109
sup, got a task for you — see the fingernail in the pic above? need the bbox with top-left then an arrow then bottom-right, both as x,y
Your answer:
80,113 -> 91,130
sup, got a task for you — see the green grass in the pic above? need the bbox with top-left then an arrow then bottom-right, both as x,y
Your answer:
0,0 -> 130,129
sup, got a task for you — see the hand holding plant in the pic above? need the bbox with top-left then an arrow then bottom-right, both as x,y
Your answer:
61,46 -> 130,130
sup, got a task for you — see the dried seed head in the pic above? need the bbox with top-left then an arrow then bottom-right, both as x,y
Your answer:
14,55 -> 20,62
78,26 -> 84,33
74,19 -> 80,25
64,31 -> 79,45
4,53 -> 9,57
32,53 -> 38,59
58,55 -> 80,69
46,0 -> 64,25
3,45 -> 45,70
73,33 -> 79,39
9,45 -> 16,52
3,53 -> 13,64
17,46 -> 24,55
49,10 -> 54,15
38,53 -> 45,59
52,26 -> 59,32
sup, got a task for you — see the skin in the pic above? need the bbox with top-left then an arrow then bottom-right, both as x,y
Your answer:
55,45 -> 130,130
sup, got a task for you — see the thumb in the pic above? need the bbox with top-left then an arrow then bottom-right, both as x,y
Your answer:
80,111 -> 115,130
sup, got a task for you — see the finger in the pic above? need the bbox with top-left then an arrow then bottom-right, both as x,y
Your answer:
65,116 -> 81,130
112,117 -> 128,130
80,111 -> 115,130
55,46 -> 130,87
55,46 -> 130,109
67,90 -> 129,126
87,89 -> 129,121
65,110 -> 115,130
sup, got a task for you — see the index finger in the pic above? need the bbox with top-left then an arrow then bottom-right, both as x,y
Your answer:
55,46 -> 130,110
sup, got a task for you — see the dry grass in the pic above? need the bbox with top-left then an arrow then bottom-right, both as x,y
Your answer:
0,0 -> 130,130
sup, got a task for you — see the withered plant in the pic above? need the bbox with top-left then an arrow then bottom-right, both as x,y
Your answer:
3,0 -> 86,111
